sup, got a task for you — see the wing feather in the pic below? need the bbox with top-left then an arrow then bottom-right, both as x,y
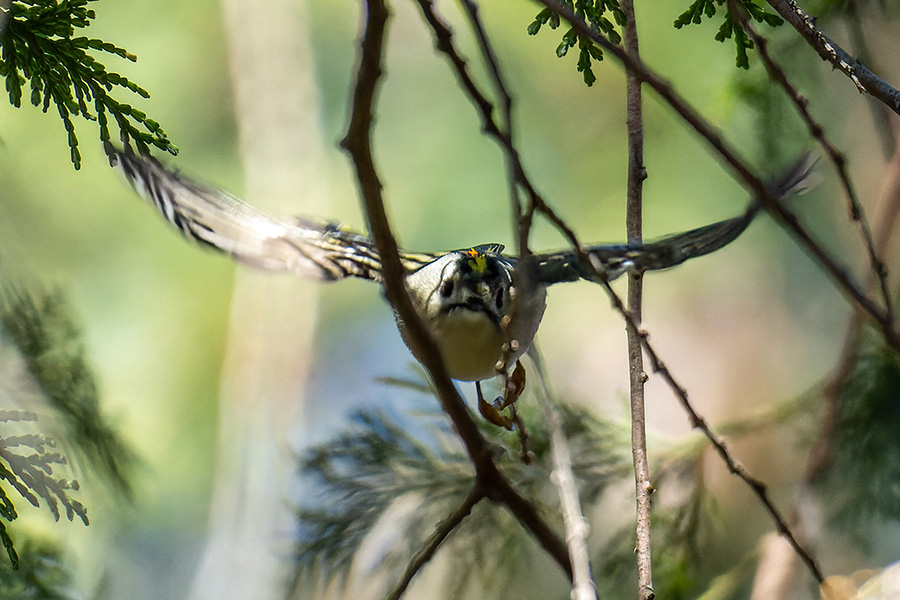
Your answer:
110,149 -> 434,281
535,156 -> 815,285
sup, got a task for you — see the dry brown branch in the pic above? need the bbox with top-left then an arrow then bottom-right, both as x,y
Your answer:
765,0 -> 900,116
342,0 -> 572,585
385,487 -> 484,600
621,1 -> 654,598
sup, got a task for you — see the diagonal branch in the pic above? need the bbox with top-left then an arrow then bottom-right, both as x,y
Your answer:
414,0 -> 826,586
529,348 -> 598,600
385,486 -> 485,600
764,0 -> 900,116
342,0 -> 572,583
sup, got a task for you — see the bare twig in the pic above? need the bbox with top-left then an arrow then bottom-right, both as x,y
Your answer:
729,1 -> 893,324
621,1 -> 654,598
343,0 -> 572,582
528,348 -> 598,600
592,265 -> 825,583
385,487 -> 484,600
765,0 -> 900,116
457,0 -> 512,136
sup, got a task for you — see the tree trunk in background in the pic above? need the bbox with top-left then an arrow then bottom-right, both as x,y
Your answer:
189,1 -> 327,598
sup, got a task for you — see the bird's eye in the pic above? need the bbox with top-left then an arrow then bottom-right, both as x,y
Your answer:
440,280 -> 454,298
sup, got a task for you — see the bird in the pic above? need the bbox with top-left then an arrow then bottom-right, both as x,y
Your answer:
109,147 -> 811,427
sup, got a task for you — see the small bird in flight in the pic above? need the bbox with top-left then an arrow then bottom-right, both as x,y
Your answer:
110,148 -> 811,427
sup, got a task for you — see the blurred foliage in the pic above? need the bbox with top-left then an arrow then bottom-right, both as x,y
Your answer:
0,283 -> 136,496
817,330 -> 900,528
0,277 -> 135,573
292,376 -> 744,597
527,0 -> 626,87
673,0 -> 782,69
0,0 -> 176,168
294,387 -> 631,594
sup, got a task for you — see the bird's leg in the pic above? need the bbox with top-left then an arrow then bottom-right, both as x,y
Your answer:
476,380 -> 514,430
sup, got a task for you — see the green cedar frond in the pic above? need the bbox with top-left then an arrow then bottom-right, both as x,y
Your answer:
527,0 -> 626,87
0,274 -> 138,568
0,0 -> 177,168
674,0 -> 782,69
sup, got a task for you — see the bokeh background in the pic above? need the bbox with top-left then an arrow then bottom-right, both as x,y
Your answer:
1,0 -> 897,598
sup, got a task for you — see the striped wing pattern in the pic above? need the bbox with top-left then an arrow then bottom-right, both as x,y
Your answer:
534,155 -> 814,285
110,149 -> 436,282
533,208 -> 758,285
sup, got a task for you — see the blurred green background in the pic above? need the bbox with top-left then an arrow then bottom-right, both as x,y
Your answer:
1,0 -> 895,597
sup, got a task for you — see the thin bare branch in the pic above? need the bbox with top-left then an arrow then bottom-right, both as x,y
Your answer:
765,0 -> 900,116
343,0 -> 572,582
413,0 -> 821,583
591,264 -> 825,583
385,487 -> 484,600
529,348 -> 598,600
457,0 -> 512,136
729,1 -> 893,324
621,1 -> 654,598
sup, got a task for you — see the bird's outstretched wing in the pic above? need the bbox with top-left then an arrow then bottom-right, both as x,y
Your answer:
110,148 -> 437,282
534,157 -> 815,285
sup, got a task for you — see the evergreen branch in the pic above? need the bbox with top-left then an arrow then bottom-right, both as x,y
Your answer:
0,540 -> 76,599
342,0 -> 572,583
293,394 -> 637,593
673,0 -> 782,69
527,0 -> 625,86
764,0 -> 900,115
728,0 -> 893,324
0,0 -> 176,168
